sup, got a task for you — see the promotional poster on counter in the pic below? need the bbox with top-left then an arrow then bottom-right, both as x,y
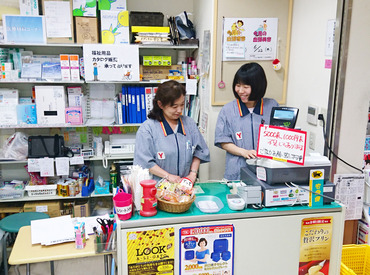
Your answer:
126,227 -> 175,275
299,217 -> 333,275
180,225 -> 234,275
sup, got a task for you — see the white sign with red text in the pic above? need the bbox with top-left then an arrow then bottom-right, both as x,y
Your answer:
257,125 -> 307,165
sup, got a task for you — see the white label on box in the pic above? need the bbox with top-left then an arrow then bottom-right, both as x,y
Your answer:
36,205 -> 48,212
256,167 -> 267,181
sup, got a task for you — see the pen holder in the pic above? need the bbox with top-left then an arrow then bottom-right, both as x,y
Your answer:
113,189 -> 133,220
94,234 -> 116,254
81,179 -> 94,197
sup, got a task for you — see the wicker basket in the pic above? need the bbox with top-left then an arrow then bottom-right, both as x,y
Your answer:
157,195 -> 195,213
341,244 -> 370,275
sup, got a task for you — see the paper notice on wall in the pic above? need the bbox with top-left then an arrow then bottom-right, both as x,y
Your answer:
334,174 -> 365,220
55,157 -> 70,176
44,1 -> 72,38
28,158 -> 41,172
39,157 -> 55,177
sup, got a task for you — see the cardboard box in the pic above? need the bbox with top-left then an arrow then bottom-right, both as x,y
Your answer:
0,205 -> 24,214
140,65 -> 181,80
75,17 -> 99,44
73,201 -> 90,217
24,201 -> 61,217
41,0 -> 75,44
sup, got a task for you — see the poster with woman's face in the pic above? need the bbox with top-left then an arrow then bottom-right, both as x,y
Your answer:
180,225 -> 234,275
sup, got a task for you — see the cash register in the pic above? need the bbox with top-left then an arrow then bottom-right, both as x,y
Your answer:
239,107 -> 336,207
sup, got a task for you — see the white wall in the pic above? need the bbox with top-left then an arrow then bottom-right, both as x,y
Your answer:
206,0 -> 338,181
192,0 -> 215,182
336,0 -> 370,174
286,0 -> 337,155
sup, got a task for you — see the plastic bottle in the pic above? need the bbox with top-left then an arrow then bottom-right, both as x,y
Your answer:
77,173 -> 84,195
110,164 -> 117,194
191,60 -> 197,76
181,61 -> 187,79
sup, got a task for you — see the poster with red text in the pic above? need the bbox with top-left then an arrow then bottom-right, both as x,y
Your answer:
298,217 -> 333,275
257,125 -> 307,165
180,225 -> 234,275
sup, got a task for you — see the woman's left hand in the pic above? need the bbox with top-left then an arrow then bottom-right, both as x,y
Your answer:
186,173 -> 197,184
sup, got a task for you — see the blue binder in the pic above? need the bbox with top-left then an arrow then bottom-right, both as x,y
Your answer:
140,87 -> 146,122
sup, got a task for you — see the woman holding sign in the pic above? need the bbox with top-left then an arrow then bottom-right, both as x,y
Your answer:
134,80 -> 210,184
214,63 -> 279,180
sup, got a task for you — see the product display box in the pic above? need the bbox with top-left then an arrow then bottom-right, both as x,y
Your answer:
24,200 -> 61,218
140,65 -> 181,80
17,104 -> 37,124
41,0 -> 75,44
35,86 -> 66,125
100,10 -> 129,44
75,17 -> 99,44
65,106 -> 83,124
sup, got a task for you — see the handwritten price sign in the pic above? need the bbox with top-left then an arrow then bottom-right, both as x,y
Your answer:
257,125 -> 307,165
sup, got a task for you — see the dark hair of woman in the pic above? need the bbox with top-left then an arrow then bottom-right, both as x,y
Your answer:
232,62 -> 267,101
148,80 -> 186,121
198,237 -> 208,246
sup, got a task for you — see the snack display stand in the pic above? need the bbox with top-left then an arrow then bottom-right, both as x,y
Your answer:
116,182 -> 346,275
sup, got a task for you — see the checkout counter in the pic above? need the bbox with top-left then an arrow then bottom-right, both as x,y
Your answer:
116,182 -> 345,275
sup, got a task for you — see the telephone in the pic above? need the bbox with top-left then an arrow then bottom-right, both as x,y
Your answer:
104,141 -> 135,155
102,134 -> 136,168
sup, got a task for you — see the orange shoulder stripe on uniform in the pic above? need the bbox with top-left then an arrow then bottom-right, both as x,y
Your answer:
236,100 -> 243,117
260,98 -> 264,115
160,121 -> 167,137
179,117 -> 186,135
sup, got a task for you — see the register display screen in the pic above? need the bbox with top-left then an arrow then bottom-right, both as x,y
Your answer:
273,109 -> 295,120
269,107 -> 299,128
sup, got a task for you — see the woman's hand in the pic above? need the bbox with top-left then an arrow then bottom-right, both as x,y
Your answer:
186,173 -> 197,185
241,149 -> 257,159
167,174 -> 181,183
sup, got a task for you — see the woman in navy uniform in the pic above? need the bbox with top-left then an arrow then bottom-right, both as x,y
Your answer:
134,80 -> 210,183
214,63 -> 279,180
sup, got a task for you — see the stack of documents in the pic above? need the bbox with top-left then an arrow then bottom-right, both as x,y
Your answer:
31,216 -> 75,246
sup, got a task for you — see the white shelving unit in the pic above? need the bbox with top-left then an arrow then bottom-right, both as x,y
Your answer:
0,41 -> 198,206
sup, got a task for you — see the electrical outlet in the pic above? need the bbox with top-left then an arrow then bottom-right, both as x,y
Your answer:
319,108 -> 327,126
309,132 -> 316,150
